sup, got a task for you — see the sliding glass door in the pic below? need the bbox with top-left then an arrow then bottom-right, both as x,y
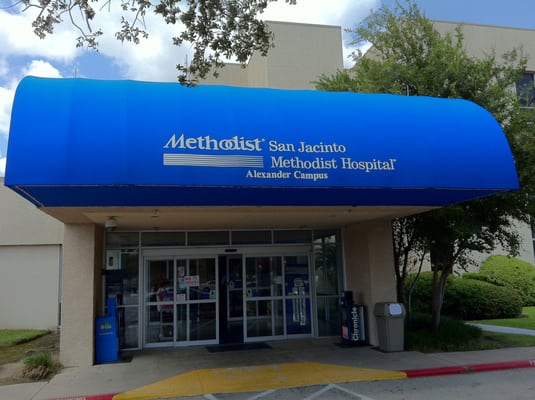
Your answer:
244,254 -> 311,341
144,256 -> 217,346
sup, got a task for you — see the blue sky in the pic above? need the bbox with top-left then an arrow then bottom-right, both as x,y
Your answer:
1,0 -> 535,176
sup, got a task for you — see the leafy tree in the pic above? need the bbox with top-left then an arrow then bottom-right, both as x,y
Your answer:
392,215 -> 426,306
317,0 -> 535,332
14,0 -> 295,83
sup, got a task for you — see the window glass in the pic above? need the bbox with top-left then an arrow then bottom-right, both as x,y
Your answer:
316,296 -> 341,336
105,249 -> 139,305
273,230 -> 312,244
187,231 -> 229,246
141,231 -> 185,247
516,73 -> 535,106
105,249 -> 139,349
314,232 -> 342,295
105,232 -> 139,248
232,230 -> 272,244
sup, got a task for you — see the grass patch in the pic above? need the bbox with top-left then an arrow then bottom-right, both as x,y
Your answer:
407,313 -> 499,352
472,306 -> 535,330
483,331 -> 535,347
22,352 -> 60,381
0,331 -> 59,365
0,330 -> 49,347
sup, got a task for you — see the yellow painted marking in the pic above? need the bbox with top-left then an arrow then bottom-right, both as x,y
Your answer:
113,362 -> 407,400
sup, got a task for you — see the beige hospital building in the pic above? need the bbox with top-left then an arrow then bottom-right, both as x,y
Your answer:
1,20 -> 534,367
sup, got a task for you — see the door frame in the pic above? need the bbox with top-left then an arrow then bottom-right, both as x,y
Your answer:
142,252 -> 219,348
141,245 -> 313,348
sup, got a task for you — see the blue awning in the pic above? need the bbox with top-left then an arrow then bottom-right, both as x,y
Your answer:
5,76 -> 519,208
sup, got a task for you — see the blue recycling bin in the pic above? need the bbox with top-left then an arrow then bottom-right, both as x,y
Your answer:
95,298 -> 119,364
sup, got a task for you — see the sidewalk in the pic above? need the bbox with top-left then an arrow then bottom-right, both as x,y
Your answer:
3,336 -> 535,400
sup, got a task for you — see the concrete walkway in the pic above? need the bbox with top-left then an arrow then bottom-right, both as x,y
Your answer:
468,323 -> 535,336
2,334 -> 535,400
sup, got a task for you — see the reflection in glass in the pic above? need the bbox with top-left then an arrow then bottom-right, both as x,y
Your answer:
317,296 -> 341,336
118,307 -> 138,348
314,231 -> 343,336
175,304 -> 187,342
285,258 -> 311,335
189,303 -> 216,341
247,300 -> 272,337
104,249 -> 140,349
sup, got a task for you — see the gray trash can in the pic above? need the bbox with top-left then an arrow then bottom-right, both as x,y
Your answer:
373,302 -> 405,352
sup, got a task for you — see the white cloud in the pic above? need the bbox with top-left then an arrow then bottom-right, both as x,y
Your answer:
22,60 -> 63,79
72,0 -> 378,81
0,10 -> 80,61
1,1 -> 377,83
0,85 -> 14,137
0,156 -> 5,177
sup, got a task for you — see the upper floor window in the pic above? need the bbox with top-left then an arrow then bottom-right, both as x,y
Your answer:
516,73 -> 535,106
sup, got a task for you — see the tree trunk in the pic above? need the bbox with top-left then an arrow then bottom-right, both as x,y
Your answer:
396,275 -> 405,304
431,269 -> 450,333
430,243 -> 455,333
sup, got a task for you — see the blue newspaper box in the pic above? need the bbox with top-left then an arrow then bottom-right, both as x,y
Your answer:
95,316 -> 119,363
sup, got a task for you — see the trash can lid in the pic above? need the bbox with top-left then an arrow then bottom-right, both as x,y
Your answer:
388,303 -> 403,316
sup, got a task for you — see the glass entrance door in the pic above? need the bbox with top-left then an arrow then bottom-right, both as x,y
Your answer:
144,257 -> 217,346
284,256 -> 312,335
244,254 -> 311,341
218,255 -> 244,343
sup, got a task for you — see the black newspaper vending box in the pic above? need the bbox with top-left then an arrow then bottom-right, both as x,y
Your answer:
340,291 -> 367,345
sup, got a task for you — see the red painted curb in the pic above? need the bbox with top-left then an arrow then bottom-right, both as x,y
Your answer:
467,359 -> 535,373
404,359 -> 535,378
47,394 -> 117,400
404,365 -> 468,378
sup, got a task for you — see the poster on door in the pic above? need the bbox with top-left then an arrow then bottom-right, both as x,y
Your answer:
184,275 -> 200,287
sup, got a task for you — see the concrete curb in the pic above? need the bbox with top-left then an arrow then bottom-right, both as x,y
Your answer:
404,359 -> 535,378
46,359 -> 535,400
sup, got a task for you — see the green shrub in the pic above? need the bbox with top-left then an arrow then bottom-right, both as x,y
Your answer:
406,313 -> 490,352
22,352 -> 60,380
478,255 -> 535,306
462,272 -> 505,286
405,272 -> 522,320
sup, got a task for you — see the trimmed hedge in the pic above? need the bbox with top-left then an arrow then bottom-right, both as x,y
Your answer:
405,272 -> 522,320
474,255 -> 535,306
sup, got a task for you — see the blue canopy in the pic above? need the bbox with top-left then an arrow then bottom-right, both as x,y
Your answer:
5,77 -> 519,207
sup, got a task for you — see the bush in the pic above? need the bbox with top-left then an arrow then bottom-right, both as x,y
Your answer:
406,313 -> 490,352
405,272 -> 523,320
477,255 -> 535,306
22,352 -> 60,381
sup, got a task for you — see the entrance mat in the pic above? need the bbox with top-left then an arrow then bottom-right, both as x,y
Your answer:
205,342 -> 271,352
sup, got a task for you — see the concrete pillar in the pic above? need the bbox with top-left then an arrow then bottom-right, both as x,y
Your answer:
60,223 -> 101,367
343,219 -> 397,346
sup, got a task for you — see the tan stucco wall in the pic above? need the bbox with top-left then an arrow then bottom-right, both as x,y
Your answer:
343,219 -> 397,346
202,21 -> 343,90
0,244 -> 61,329
60,223 -> 102,367
0,179 -> 63,330
433,21 -> 535,71
0,179 -> 63,245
